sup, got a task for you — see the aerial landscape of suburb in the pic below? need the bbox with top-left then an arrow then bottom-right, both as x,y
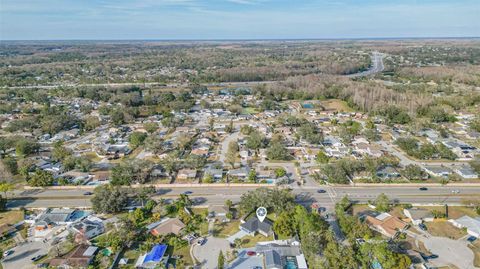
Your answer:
0,1 -> 479,269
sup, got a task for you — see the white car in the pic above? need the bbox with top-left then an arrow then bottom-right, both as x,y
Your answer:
451,190 -> 460,194
3,249 -> 14,257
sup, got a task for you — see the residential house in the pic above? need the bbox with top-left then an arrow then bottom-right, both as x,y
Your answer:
204,166 -> 223,181
176,169 -> 197,180
135,244 -> 169,269
255,240 -> 308,269
449,216 -> 480,237
403,208 -> 434,225
70,216 -> 105,242
423,166 -> 452,178
454,166 -> 478,179
228,167 -> 250,180
365,213 -> 408,238
35,209 -> 79,231
240,216 -> 273,237
207,205 -> 231,222
376,166 -> 400,179
148,218 -> 186,236
49,245 -> 98,269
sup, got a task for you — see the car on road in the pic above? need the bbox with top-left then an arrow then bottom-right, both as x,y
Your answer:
419,223 -> 427,231
3,249 -> 14,257
451,190 -> 460,194
419,187 -> 428,191
246,251 -> 256,256
317,189 -> 327,193
31,254 -> 47,262
83,191 -> 93,195
183,191 -> 193,195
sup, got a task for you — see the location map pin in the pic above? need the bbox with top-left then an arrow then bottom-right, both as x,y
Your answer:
256,207 -> 267,222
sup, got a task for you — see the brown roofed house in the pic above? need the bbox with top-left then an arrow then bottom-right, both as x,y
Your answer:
365,213 -> 408,238
49,245 -> 98,269
150,218 -> 186,236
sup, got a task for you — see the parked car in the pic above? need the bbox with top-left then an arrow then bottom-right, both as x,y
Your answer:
31,254 -> 46,262
246,251 -> 256,256
197,238 -> 206,246
419,223 -> 427,231
419,187 -> 428,191
3,249 -> 14,257
467,236 -> 477,243
428,254 -> 438,259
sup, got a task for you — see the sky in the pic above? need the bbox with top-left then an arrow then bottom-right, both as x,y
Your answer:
0,0 -> 479,40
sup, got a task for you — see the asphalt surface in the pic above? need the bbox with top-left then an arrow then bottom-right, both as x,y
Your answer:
347,51 -> 385,78
7,185 -> 480,210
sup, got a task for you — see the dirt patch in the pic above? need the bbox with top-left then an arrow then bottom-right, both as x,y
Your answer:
425,220 -> 467,240
469,240 -> 480,268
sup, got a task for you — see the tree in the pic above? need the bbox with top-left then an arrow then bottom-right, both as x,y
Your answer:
0,181 -> 14,200
91,184 -> 128,213
28,170 -> 54,187
129,132 -> 147,149
225,120 -> 234,133
2,157 -> 18,175
217,251 -> 225,269
52,141 -> 72,162
246,131 -> 264,150
315,151 -> 329,164
374,193 -> 390,212
401,165 -> 427,180
144,122 -> 158,134
274,168 -> 286,178
226,141 -> 239,168
247,169 -> 257,183
15,139 -> 39,157
266,142 -> 290,161
273,211 -> 297,237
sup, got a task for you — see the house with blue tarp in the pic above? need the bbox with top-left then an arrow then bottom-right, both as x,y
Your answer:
135,244 -> 169,268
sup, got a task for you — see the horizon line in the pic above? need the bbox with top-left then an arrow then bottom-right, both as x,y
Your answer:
1,36 -> 480,43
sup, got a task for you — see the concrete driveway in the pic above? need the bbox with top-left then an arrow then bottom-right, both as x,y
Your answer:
192,236 -> 232,269
422,236 -> 476,269
2,241 -> 49,269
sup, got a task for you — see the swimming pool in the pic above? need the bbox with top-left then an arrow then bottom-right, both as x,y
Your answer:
284,257 -> 298,269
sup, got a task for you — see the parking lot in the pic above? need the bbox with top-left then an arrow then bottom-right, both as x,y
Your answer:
2,241 -> 49,269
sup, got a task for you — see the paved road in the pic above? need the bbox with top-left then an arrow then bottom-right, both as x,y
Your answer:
8,185 -> 480,210
347,51 -> 384,78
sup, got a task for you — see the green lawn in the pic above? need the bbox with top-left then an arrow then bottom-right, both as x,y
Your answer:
0,210 -> 24,226
240,234 -> 274,248
213,220 -> 240,238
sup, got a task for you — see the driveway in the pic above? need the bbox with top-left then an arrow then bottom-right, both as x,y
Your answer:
192,236 -> 232,269
2,241 -> 49,269
227,230 -> 248,244
422,236 -> 476,269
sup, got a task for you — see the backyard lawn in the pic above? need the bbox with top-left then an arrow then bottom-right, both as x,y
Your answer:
213,220 -> 240,238
424,220 -> 467,240
0,210 -> 24,226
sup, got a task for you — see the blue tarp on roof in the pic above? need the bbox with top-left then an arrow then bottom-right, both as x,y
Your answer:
144,244 -> 167,263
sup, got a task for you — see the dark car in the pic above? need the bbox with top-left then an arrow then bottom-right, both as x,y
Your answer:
83,191 -> 93,196
428,254 -> 438,259
183,191 -> 193,195
317,189 -> 327,193
467,236 -> 477,243
419,187 -> 428,191
31,254 -> 46,262
419,223 -> 427,231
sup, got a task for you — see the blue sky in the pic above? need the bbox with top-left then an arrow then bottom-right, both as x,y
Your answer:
0,0 -> 479,40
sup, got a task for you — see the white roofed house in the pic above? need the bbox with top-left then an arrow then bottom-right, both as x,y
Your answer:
449,216 -> 480,237
454,165 -> 478,179
423,166 -> 452,178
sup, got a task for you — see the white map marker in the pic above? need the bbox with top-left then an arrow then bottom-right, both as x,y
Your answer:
256,207 -> 267,222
